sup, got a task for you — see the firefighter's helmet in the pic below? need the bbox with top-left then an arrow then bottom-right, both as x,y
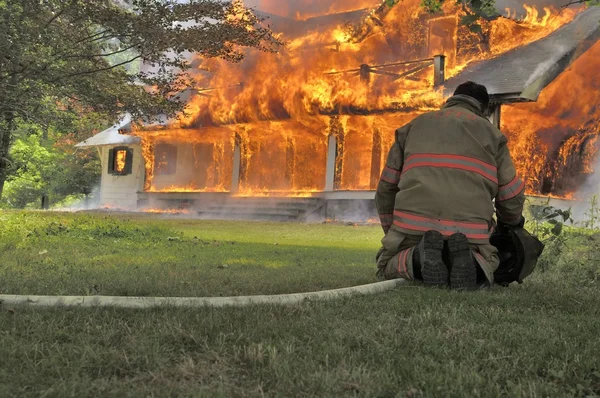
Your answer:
490,227 -> 545,285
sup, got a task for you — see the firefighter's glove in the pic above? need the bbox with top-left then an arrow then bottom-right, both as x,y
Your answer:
497,216 -> 525,234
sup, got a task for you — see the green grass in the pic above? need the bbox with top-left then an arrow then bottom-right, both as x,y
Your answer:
1,211 -> 600,397
0,211 -> 380,297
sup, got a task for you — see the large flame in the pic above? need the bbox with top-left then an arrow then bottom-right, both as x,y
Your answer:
502,40 -> 600,199
135,0 -> 584,196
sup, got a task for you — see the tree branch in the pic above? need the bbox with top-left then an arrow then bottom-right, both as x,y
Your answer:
52,55 -> 143,82
560,0 -> 586,9
59,42 -> 144,60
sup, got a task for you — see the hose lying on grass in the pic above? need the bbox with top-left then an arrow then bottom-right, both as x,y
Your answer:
0,279 -> 407,309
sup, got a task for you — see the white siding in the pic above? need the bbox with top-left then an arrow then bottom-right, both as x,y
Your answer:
99,145 -> 145,209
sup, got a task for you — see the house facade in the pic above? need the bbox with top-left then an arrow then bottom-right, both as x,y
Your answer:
75,5 -> 600,219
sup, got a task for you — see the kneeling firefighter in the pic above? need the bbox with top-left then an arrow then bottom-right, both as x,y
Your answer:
375,81 -> 544,289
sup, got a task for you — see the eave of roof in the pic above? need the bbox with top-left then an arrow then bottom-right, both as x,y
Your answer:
75,114 -> 140,148
443,6 -> 600,103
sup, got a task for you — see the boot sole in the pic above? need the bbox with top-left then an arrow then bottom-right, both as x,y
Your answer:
448,233 -> 477,291
420,230 -> 448,288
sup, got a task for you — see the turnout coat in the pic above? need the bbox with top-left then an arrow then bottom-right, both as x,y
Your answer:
375,94 -> 525,282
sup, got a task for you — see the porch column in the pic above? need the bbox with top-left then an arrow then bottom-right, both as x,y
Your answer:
325,133 -> 336,191
334,131 -> 345,190
433,55 -> 446,87
370,128 -> 382,189
231,134 -> 241,194
489,104 -> 502,129
326,117 -> 345,191
285,136 -> 295,189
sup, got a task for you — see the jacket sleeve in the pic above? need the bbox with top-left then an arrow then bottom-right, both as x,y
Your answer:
495,136 -> 526,226
375,124 -> 407,234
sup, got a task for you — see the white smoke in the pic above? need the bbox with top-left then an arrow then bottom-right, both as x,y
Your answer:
51,184 -> 102,212
524,44 -> 568,88
565,139 -> 600,225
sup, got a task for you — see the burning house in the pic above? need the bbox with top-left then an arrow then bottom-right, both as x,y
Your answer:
75,0 -> 600,220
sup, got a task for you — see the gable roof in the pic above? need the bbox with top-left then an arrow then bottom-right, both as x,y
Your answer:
75,114 -> 140,148
443,7 -> 600,103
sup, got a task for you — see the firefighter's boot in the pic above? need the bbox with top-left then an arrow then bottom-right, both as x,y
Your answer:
414,230 -> 448,287
448,232 -> 477,290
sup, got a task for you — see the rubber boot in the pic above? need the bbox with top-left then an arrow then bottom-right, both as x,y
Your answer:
448,233 -> 477,291
415,230 -> 448,288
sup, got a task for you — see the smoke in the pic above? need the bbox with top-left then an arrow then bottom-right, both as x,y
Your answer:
566,139 -> 600,223
134,195 -> 377,223
325,199 -> 376,223
523,44 -> 567,88
51,184 -> 103,212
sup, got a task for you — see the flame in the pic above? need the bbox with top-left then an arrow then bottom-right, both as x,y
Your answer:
114,149 -> 127,173
142,208 -> 192,214
502,40 -> 600,198
133,0 -> 586,198
232,189 -> 318,197
176,0 -> 575,127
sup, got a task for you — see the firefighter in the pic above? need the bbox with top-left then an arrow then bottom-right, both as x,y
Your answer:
375,81 -> 527,290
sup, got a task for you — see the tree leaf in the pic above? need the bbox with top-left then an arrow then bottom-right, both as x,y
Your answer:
551,223 -> 563,236
460,14 -> 480,26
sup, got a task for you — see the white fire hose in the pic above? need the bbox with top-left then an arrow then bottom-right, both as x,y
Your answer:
0,279 -> 407,309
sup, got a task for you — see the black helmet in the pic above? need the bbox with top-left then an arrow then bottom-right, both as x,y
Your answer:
490,228 -> 545,285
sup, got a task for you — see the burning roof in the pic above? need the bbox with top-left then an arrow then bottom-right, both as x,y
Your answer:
172,0 -> 582,127
444,6 -> 600,102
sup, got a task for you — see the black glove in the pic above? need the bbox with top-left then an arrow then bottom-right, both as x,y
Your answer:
497,216 -> 525,234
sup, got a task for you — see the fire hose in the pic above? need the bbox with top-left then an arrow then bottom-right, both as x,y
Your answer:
0,279 -> 407,309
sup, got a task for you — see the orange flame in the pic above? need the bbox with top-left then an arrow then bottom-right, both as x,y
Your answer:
114,149 -> 127,173
135,1 -> 585,198
502,40 -> 600,198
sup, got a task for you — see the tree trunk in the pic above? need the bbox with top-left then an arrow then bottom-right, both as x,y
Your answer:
0,113 -> 15,201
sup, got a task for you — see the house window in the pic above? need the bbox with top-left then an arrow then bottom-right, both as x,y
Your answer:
108,146 -> 133,175
154,143 -> 177,175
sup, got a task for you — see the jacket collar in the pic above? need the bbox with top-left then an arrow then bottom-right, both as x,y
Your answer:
442,94 -> 484,118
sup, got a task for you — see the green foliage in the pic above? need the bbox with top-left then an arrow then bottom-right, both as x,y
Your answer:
525,200 -> 573,272
2,131 -> 56,208
0,117 -> 103,208
527,199 -> 572,238
421,0 -> 498,31
421,0 -> 444,13
552,232 -> 600,286
583,194 -> 600,230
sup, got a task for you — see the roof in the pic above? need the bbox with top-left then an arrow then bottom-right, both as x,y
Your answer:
75,114 -> 140,147
443,6 -> 600,102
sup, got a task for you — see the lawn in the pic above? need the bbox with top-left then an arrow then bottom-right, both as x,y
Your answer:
0,211 -> 380,297
1,211 -> 600,397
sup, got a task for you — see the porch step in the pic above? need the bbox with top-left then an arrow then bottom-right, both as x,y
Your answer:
197,197 -> 325,222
